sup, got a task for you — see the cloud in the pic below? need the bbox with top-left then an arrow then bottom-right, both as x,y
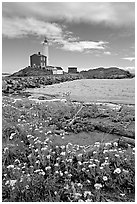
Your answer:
122,57 -> 135,62
2,16 -> 108,53
2,17 -> 63,40
3,2 -> 135,27
61,40 -> 108,52
104,51 -> 111,55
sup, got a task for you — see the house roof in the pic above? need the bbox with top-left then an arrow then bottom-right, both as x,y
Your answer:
55,67 -> 63,70
30,53 -> 46,58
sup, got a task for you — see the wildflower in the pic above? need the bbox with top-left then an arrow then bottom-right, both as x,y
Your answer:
103,149 -> 109,153
3,147 -> 8,153
84,191 -> 92,197
64,184 -> 69,190
18,119 -> 21,122
77,183 -> 83,188
61,145 -> 65,149
55,170 -> 59,174
77,153 -> 83,158
45,166 -> 51,171
94,183 -> 102,190
40,171 -> 45,176
100,166 -> 103,170
60,171 -> 63,176
114,168 -> 121,174
93,151 -> 97,154
7,165 -> 14,169
5,180 -> 9,185
120,193 -> 125,197
41,147 -> 48,151
54,163 -> 59,167
78,161 -> 82,165
78,199 -> 84,202
115,154 -> 120,157
105,142 -> 111,146
89,164 -> 96,168
9,132 -> 16,140
68,173 -> 72,178
62,137 -> 65,139
25,185 -> 29,189
36,160 -> 40,164
60,152 -> 66,156
10,179 -> 17,186
82,167 -> 86,171
113,142 -> 118,147
35,149 -> 39,153
86,198 -> 93,202
74,193 -> 82,198
45,138 -> 50,142
103,176 -> 108,181
64,171 -> 68,174
47,155 -> 51,159
123,169 -> 129,174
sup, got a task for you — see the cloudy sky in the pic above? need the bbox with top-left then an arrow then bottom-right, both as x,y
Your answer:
2,2 -> 135,73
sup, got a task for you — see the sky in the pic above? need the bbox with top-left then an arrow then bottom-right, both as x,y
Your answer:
2,2 -> 135,73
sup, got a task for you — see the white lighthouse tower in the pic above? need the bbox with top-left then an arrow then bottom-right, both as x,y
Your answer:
42,38 -> 49,66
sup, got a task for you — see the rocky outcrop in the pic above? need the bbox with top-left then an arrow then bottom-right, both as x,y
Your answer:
80,67 -> 134,79
2,75 -> 82,94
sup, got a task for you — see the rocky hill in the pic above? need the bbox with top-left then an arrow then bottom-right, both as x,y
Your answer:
80,67 -> 134,79
10,66 -> 53,77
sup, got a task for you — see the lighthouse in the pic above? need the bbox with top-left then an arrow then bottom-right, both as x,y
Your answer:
42,38 -> 49,65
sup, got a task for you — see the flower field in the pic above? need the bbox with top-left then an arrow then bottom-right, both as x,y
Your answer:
2,96 -> 135,202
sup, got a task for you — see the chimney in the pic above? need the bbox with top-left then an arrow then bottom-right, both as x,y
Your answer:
38,52 -> 41,55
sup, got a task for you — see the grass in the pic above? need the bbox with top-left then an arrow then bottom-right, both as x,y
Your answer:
2,95 -> 135,202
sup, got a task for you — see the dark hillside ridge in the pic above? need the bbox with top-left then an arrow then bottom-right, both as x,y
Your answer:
10,66 -> 134,79
80,67 -> 134,79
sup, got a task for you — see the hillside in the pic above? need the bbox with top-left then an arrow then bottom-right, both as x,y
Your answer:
10,66 -> 134,79
10,66 -> 53,77
80,67 -> 134,79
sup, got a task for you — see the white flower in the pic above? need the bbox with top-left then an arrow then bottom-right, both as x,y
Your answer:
60,152 -> 66,156
115,154 -> 120,157
47,155 -> 51,159
9,132 -> 16,140
55,170 -> 59,174
86,198 -> 92,202
114,168 -> 121,174
113,142 -> 118,147
77,183 -> 83,188
54,163 -> 59,167
10,179 -> 17,186
123,169 -> 129,174
103,176 -> 108,181
74,193 -> 82,198
78,199 -> 84,202
94,183 -> 102,189
103,149 -> 109,153
89,164 -> 96,168
84,191 -> 92,197
82,167 -> 86,171
105,142 -> 111,146
78,161 -> 82,165
64,171 -> 68,174
100,166 -> 103,170
7,165 -> 14,169
45,166 -> 51,171
77,153 -> 83,158
60,171 -> 63,176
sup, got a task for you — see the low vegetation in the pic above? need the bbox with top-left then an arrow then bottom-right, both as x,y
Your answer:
2,96 -> 135,202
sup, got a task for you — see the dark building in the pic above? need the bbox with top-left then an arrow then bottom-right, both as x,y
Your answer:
30,52 -> 47,68
68,67 -> 78,74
